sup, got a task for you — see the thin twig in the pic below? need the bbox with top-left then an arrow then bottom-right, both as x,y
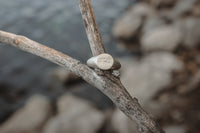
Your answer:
78,0 -> 106,56
0,30 -> 164,133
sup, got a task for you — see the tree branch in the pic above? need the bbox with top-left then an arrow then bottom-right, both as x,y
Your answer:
0,30 -> 164,133
78,0 -> 106,56
0,0 -> 166,132
78,0 -> 165,133
0,1 -> 166,132
0,30 -> 92,79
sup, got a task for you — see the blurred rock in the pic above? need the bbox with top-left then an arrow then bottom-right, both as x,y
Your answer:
144,101 -> 169,117
113,3 -> 155,40
129,3 -> 156,18
113,0 -> 200,132
48,67 -> 80,83
159,9 -> 174,22
144,0 -> 178,7
180,18 -> 200,48
111,109 -> 139,133
57,93 -> 97,114
0,95 -> 52,133
141,26 -> 182,51
173,0 -> 196,17
193,3 -> 200,17
43,94 -> 105,133
142,16 -> 166,34
120,52 -> 183,105
164,125 -> 186,133
113,13 -> 142,40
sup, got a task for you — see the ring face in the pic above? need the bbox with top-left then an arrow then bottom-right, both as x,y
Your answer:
97,54 -> 114,70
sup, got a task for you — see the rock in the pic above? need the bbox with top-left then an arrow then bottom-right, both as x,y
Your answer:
113,3 -> 155,39
141,26 -> 182,51
0,95 -> 52,133
129,3 -> 156,18
142,16 -> 167,34
113,13 -> 142,39
164,125 -> 186,133
57,93 -> 97,114
120,52 -> 183,105
145,0 -> 178,7
48,67 -> 80,83
119,52 -> 182,117
43,94 -> 105,133
111,109 -> 139,133
180,18 -> 200,48
192,3 -> 200,17
159,9 -> 175,23
173,0 -> 196,17
144,101 -> 169,117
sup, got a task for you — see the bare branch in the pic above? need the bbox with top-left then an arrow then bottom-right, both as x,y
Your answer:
0,30 -> 164,133
78,0 -> 165,133
78,0 -> 106,56
0,1 -> 166,132
0,30 -> 92,79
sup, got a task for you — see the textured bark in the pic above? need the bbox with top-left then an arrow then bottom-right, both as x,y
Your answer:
0,0 -> 165,132
78,0 -> 106,56
0,31 -> 164,133
78,0 -> 165,133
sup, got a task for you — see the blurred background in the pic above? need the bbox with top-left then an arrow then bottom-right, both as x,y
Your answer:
0,0 -> 200,133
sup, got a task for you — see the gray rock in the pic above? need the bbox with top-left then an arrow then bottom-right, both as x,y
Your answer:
173,0 -> 196,17
164,125 -> 186,133
159,9 -> 178,23
120,52 -> 183,105
129,3 -> 156,18
149,0 -> 178,7
144,101 -> 169,117
141,26 -> 182,51
178,18 -> 200,48
113,3 -> 155,39
48,67 -> 80,83
57,94 -> 97,114
111,109 -> 139,133
142,16 -> 167,34
0,95 -> 52,133
43,94 -> 105,133
113,13 -> 142,39
192,3 -> 200,17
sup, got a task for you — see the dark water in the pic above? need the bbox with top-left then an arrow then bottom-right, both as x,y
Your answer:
0,0 -> 133,89
0,0 -> 134,122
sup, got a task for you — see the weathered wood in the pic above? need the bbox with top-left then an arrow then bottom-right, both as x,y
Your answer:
78,0 -> 106,56
0,31 -> 164,133
87,53 -> 121,70
0,1 -> 165,132
78,0 -> 165,133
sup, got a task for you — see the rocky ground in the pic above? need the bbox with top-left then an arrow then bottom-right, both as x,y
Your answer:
113,0 -> 200,132
0,0 -> 200,133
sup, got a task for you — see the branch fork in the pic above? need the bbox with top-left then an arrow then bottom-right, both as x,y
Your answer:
0,0 -> 165,133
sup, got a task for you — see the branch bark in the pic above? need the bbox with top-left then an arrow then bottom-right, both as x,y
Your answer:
0,1 -> 165,132
78,0 -> 165,133
0,30 -> 164,133
78,0 -> 106,56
